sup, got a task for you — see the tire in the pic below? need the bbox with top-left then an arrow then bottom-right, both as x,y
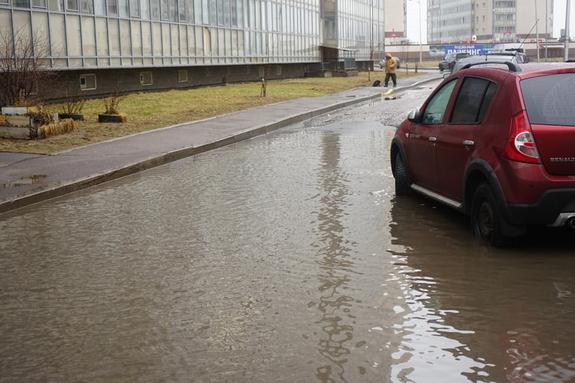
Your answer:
394,153 -> 412,196
471,183 -> 507,246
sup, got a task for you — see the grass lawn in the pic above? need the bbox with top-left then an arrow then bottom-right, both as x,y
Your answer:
1,71 -> 417,154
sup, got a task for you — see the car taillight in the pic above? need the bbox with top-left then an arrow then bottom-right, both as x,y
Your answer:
504,111 -> 541,164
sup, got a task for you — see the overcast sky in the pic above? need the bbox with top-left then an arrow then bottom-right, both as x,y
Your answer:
405,0 -> 574,44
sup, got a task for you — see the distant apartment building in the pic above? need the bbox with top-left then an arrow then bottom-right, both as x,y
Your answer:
428,0 -> 472,43
384,0 -> 406,45
428,0 -> 553,44
0,0 -> 384,102
515,1 -> 553,41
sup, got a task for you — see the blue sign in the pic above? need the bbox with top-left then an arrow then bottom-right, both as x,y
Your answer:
444,44 -> 494,56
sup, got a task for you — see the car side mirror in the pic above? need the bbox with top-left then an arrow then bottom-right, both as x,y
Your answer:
407,109 -> 421,122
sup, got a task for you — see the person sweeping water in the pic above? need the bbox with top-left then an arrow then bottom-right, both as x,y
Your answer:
384,53 -> 397,88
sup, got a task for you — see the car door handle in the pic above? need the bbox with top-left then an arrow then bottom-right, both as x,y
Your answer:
463,140 -> 475,147
428,136 -> 437,142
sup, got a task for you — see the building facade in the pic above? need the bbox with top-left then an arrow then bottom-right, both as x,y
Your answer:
384,0 -> 406,45
428,0 -> 473,44
0,0 -> 384,100
428,0 -> 553,44
337,0 -> 384,60
321,0 -> 385,64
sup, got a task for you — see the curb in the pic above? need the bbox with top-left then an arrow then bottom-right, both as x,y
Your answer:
0,75 -> 442,215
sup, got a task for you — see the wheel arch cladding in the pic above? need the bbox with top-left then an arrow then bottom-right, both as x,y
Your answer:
464,160 -> 506,216
390,137 -> 406,177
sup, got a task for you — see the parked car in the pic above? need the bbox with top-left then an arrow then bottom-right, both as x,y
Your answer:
390,62 -> 575,245
451,52 -> 528,73
379,57 -> 401,70
438,52 -> 471,72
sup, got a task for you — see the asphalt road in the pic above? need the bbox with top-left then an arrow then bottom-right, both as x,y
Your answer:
1,83 -> 575,383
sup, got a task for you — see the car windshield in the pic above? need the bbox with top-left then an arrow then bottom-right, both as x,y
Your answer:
521,73 -> 575,126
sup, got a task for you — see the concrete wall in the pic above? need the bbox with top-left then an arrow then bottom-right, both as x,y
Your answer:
38,63 -> 323,103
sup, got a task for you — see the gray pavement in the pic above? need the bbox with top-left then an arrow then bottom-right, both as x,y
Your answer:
0,73 -> 442,214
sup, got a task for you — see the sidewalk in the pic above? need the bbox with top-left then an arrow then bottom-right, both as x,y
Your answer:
0,73 -> 442,214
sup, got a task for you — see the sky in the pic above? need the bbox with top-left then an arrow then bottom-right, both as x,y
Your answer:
405,0 -> 574,44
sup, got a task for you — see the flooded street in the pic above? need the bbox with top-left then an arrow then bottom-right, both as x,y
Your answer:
1,85 -> 575,383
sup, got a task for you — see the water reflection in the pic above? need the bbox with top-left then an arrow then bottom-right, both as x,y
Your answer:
389,196 -> 575,382
313,132 -> 354,382
1,89 -> 574,382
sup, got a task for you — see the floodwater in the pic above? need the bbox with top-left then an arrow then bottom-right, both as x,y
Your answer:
1,87 -> 574,383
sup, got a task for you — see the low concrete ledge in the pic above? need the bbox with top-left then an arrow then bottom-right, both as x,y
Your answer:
0,126 -> 36,140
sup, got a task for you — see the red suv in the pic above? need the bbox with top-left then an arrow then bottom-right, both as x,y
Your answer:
391,62 -> 575,245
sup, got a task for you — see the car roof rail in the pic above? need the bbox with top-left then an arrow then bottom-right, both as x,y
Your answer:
461,61 -> 521,72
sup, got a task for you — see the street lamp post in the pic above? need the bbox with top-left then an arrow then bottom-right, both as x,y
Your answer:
408,0 -> 423,63
418,0 -> 422,63
566,0 -> 571,61
545,0 -> 549,61
535,0 -> 540,62
369,0 -> 373,81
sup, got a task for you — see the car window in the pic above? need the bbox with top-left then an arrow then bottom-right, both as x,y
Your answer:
451,78 -> 497,124
521,73 -> 575,126
422,80 -> 457,125
477,82 -> 497,122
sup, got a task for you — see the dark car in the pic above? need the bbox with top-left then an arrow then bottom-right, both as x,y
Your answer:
452,52 -> 528,73
438,52 -> 471,72
390,62 -> 575,245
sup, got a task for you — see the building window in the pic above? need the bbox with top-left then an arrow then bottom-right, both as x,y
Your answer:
107,0 -> 117,15
13,0 -> 30,7
94,0 -> 105,14
130,0 -> 139,16
140,71 -> 153,85
161,0 -> 168,20
79,0 -> 92,13
79,74 -> 97,90
47,0 -> 63,9
32,0 -> 47,8
177,69 -> 188,83
169,0 -> 176,21
0,0 -> 9,4
66,0 -> 77,10
119,0 -> 128,17
150,0 -> 159,19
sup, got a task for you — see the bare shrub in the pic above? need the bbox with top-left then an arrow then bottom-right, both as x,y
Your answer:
28,104 -> 55,126
61,89 -> 86,115
103,93 -> 123,115
0,28 -> 51,106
